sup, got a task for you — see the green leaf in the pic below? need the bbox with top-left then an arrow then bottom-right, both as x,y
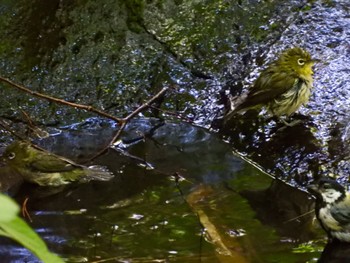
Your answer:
0,194 -> 20,222
0,217 -> 64,263
0,228 -> 10,237
0,193 -> 63,263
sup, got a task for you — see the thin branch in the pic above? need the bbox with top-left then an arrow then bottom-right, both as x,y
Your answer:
116,85 -> 171,142
123,86 -> 170,121
86,86 -> 171,162
0,76 -> 123,124
0,118 -> 27,141
0,76 -> 172,163
21,197 -> 33,223
149,105 -> 193,123
87,122 -> 127,162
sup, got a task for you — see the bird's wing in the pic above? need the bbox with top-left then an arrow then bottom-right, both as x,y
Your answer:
330,196 -> 350,225
29,152 -> 78,173
234,70 -> 300,111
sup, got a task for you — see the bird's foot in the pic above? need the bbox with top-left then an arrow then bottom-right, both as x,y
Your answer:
281,118 -> 304,127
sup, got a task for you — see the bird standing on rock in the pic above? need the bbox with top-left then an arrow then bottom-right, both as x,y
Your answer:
225,47 -> 316,124
308,178 -> 350,242
1,140 -> 113,186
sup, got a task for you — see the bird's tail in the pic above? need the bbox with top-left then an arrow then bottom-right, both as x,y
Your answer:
223,94 -> 248,124
82,165 -> 114,182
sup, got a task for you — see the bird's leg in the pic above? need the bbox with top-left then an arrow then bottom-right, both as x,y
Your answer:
281,113 -> 313,127
270,116 -> 302,133
281,117 -> 303,127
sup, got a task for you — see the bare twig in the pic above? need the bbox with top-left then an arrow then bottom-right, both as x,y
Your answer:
149,105 -> 193,123
0,76 -> 123,124
19,110 -> 50,138
0,118 -> 27,141
0,76 -> 172,163
20,110 -> 35,127
21,197 -> 33,222
86,86 -> 171,161
123,86 -> 170,121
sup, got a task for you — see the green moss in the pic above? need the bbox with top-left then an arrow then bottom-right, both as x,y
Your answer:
125,0 -> 146,32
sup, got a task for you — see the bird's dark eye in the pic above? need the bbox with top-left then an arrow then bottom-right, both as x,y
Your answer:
7,152 -> 16,160
298,58 -> 305,66
322,183 -> 331,190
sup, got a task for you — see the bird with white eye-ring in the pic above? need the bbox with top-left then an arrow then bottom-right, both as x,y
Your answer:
1,140 -> 113,186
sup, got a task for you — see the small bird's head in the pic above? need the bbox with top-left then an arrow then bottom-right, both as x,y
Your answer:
276,47 -> 315,78
307,178 -> 346,205
2,141 -> 32,167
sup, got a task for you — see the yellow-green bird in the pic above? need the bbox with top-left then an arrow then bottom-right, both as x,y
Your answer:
225,47 -> 316,123
1,141 -> 113,186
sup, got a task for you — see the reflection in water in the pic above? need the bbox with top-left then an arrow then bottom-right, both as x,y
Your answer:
219,111 -> 326,185
0,0 -> 348,261
0,244 -> 41,263
240,179 -> 316,241
0,119 -> 327,261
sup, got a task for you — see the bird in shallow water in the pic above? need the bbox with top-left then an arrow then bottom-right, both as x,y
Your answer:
307,178 -> 350,242
1,140 -> 113,186
225,47 -> 316,125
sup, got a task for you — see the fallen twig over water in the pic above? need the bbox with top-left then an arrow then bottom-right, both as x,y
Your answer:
0,75 -> 172,162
